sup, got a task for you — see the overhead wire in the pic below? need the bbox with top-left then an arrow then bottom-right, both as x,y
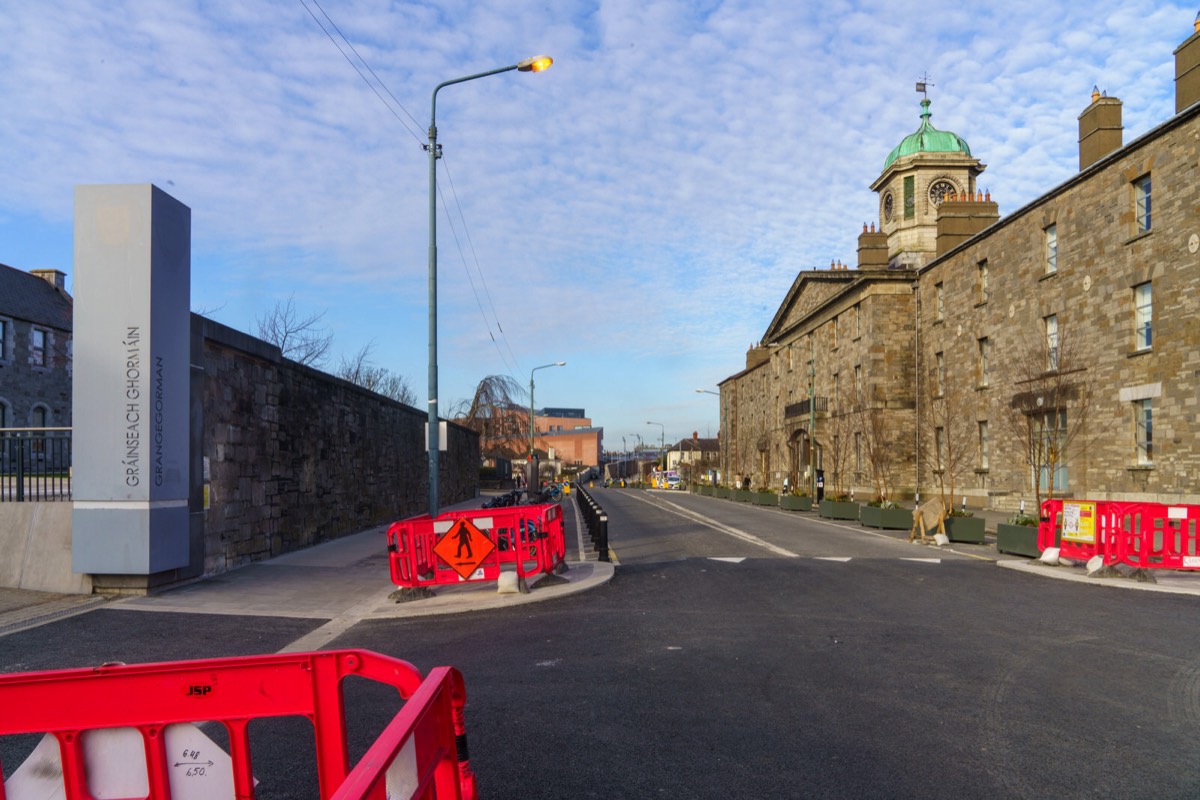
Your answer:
437,168 -> 521,379
299,0 -> 526,384
298,0 -> 424,146
440,157 -> 525,377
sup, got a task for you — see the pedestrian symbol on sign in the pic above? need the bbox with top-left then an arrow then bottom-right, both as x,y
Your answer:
433,518 -> 495,579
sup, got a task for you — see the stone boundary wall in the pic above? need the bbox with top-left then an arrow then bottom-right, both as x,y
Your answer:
196,315 -> 477,575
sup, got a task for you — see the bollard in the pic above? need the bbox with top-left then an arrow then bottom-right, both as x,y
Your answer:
597,513 -> 609,562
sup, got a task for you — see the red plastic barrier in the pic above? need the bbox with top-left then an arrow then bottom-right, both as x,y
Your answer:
1037,499 -> 1064,554
1115,502 -> 1200,571
1038,499 -> 1200,571
0,649 -> 476,800
387,503 -> 565,590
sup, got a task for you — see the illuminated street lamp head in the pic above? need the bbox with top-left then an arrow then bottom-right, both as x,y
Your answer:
518,55 -> 554,73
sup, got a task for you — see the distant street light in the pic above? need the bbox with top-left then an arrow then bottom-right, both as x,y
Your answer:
426,55 -> 553,517
646,421 -> 665,473
529,361 -> 567,464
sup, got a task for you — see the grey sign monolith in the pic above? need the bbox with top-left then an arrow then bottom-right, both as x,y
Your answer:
72,185 -> 191,575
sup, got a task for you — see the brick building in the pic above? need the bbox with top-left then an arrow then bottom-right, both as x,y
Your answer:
478,405 -> 603,471
719,20 -> 1200,510
0,265 -> 73,430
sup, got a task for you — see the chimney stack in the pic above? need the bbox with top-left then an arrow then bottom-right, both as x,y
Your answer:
1078,91 -> 1123,170
935,193 -> 1000,257
30,269 -> 67,291
1175,15 -> 1200,112
857,222 -> 888,269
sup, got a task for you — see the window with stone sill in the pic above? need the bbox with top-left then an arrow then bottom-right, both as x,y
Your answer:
1044,314 -> 1059,371
1133,282 -> 1152,352
978,421 -> 989,470
977,337 -> 990,388
30,328 -> 46,368
1134,174 -> 1152,233
1044,224 -> 1057,274
1134,398 -> 1153,466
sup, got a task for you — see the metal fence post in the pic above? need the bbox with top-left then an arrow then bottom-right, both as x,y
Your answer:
15,433 -> 25,502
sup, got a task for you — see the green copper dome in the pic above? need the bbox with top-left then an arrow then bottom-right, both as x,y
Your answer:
883,98 -> 971,170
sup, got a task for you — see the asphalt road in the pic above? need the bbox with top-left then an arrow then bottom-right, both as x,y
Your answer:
3,489 -> 1200,798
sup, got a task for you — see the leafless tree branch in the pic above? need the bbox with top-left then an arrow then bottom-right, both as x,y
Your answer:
256,295 -> 333,366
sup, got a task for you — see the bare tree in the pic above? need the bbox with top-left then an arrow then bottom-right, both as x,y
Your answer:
336,343 -> 416,405
192,302 -> 226,318
256,295 -> 333,366
1002,326 -> 1105,510
823,405 -> 855,499
451,375 -> 528,459
858,390 -> 896,503
920,363 -> 976,512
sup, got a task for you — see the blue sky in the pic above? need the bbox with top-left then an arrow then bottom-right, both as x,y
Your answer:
1,0 -> 1193,453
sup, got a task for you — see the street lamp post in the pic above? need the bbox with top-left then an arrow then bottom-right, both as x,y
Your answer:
809,336 -> 817,498
426,55 -> 552,517
529,361 -> 566,468
646,421 -> 665,481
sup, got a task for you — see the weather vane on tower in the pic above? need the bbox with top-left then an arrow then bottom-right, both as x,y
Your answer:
916,73 -> 934,98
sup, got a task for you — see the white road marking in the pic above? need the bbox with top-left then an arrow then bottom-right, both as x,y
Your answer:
625,492 -> 800,558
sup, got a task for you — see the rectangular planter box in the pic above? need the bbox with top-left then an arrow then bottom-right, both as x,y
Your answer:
944,515 -> 986,544
780,495 -> 813,512
698,486 -> 713,497
714,487 -> 731,499
859,505 -> 912,530
734,490 -> 755,503
819,499 -> 860,520
752,492 -> 777,506
996,523 -> 1041,557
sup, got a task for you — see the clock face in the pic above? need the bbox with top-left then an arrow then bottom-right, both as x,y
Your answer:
882,191 -> 894,222
929,179 -> 957,206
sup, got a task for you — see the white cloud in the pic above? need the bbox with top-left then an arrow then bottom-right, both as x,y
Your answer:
0,0 -> 1194,444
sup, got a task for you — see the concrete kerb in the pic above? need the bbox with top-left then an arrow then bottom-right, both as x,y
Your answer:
997,558 -> 1200,595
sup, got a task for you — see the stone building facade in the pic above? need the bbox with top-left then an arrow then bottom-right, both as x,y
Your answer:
719,21 -> 1200,510
0,265 -> 73,430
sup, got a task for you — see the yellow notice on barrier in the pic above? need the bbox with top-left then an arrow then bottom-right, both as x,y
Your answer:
1062,501 -> 1097,544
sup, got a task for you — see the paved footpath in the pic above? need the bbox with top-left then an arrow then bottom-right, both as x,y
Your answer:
0,495 -> 615,643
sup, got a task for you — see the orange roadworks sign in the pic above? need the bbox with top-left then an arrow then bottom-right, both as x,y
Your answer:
433,518 -> 496,579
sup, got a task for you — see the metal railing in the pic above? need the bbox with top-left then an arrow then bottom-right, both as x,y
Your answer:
0,428 -> 72,502
784,397 -> 829,419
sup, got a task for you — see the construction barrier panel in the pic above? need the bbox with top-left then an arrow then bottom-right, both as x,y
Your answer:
1114,502 -> 1200,570
387,503 -> 565,590
0,649 -> 476,800
1038,499 -> 1200,570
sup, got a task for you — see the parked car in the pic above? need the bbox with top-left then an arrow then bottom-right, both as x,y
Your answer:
666,475 -> 682,490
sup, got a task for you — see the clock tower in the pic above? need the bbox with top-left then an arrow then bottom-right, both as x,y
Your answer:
870,96 -> 985,269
